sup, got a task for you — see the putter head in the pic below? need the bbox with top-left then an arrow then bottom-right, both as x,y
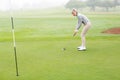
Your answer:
62,48 -> 66,51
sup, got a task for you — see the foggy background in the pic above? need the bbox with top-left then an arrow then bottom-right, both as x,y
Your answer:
0,0 -> 69,11
0,0 -> 120,12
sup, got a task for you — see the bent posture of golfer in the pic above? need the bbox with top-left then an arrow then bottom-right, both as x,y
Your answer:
72,8 -> 91,51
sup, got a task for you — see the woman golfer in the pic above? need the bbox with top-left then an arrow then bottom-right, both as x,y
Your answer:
72,8 -> 91,51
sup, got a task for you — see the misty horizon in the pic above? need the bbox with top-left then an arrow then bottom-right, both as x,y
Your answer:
0,0 -> 69,11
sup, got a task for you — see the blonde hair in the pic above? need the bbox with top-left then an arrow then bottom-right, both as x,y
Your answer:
72,8 -> 78,12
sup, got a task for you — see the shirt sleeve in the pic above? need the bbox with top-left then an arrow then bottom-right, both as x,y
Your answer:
75,20 -> 82,30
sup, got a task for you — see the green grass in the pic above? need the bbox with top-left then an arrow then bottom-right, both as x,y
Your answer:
0,9 -> 120,80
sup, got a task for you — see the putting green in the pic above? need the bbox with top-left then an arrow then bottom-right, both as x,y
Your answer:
0,9 -> 120,80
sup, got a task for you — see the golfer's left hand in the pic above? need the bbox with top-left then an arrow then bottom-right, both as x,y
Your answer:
73,30 -> 78,37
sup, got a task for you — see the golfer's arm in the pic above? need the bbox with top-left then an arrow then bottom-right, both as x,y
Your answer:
75,21 -> 82,30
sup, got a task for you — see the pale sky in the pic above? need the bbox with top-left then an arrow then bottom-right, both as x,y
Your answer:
0,0 -> 69,11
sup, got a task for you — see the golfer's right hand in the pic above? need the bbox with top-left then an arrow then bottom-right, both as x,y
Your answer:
73,30 -> 78,37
